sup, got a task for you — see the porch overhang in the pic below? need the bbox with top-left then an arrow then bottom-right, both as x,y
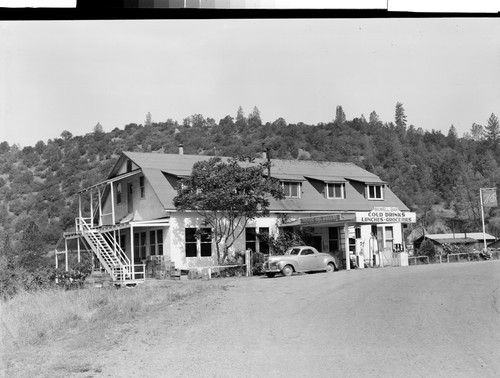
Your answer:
279,213 -> 357,228
78,169 -> 142,193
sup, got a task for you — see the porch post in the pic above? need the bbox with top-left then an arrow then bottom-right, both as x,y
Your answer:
130,225 -> 135,278
90,189 -> 94,226
344,222 -> 350,271
64,238 -> 69,272
77,237 -> 81,263
110,182 -> 116,225
78,193 -> 82,220
98,186 -> 103,226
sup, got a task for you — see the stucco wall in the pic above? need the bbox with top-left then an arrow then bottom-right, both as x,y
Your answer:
168,213 -> 280,269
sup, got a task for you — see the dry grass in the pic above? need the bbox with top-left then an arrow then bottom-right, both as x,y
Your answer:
1,279 -> 223,376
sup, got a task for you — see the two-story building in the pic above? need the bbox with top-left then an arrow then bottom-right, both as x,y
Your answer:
57,149 -> 415,283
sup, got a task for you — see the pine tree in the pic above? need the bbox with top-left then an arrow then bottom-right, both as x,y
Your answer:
485,113 -> 500,142
248,106 -> 262,128
334,106 -> 346,125
395,102 -> 407,128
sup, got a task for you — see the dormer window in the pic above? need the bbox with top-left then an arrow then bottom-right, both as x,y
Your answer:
367,184 -> 384,200
126,159 -> 132,172
282,181 -> 301,198
327,183 -> 345,199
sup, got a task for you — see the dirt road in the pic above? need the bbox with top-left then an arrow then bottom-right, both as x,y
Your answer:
95,261 -> 500,377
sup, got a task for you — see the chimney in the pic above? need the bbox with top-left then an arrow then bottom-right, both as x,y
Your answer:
178,144 -> 184,155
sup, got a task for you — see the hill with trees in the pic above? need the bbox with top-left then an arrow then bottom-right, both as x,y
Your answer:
0,103 -> 499,264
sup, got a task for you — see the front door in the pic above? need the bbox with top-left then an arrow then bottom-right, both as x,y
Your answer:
128,183 -> 133,213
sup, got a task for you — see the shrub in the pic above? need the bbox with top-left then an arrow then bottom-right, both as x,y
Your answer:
418,239 -> 436,260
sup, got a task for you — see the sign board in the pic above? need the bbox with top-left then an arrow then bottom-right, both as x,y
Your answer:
356,207 -> 416,223
482,188 -> 497,208
300,214 -> 342,225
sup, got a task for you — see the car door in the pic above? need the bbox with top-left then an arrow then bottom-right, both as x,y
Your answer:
298,248 -> 318,271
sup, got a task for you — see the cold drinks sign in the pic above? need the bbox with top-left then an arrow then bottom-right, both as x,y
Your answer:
356,207 -> 416,223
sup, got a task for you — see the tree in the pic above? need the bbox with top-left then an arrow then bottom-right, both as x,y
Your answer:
173,157 -> 284,263
447,125 -> 458,148
334,105 -> 346,125
145,112 -> 152,126
369,111 -> 380,126
485,113 -> 500,142
248,106 -> 262,128
468,123 -> 485,141
60,130 -> 73,141
93,122 -> 104,133
235,106 -> 247,130
395,102 -> 407,129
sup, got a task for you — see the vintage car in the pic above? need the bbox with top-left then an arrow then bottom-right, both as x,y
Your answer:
263,246 -> 339,278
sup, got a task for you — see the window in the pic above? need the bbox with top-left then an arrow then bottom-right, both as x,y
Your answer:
367,184 -> 383,200
127,159 -> 132,172
200,229 -> 212,257
139,176 -> 145,198
282,181 -> 301,198
185,228 -> 212,257
149,229 -> 163,256
245,228 -> 256,253
327,183 -> 344,199
116,183 -> 122,204
185,228 -> 197,257
245,227 -> 270,254
301,248 -> 314,255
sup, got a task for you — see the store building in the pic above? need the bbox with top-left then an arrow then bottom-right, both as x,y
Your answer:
57,150 -> 415,283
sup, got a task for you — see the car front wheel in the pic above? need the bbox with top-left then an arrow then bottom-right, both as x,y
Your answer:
326,262 -> 335,273
282,265 -> 294,277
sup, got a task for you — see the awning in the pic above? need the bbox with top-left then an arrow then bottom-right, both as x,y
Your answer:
280,213 -> 357,227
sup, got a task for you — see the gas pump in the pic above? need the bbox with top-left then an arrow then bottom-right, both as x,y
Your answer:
369,233 -> 379,267
355,239 -> 365,269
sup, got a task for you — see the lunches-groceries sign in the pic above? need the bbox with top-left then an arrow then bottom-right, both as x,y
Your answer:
356,207 -> 416,223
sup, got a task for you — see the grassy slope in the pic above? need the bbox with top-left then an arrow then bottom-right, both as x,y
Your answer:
1,280 -> 225,378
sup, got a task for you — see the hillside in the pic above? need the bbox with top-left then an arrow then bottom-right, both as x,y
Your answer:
0,107 -> 499,256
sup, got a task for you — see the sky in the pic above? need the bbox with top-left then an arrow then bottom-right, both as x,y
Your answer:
1,17 -> 499,147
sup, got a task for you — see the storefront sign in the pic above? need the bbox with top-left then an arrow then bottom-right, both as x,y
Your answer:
356,207 -> 416,223
300,214 -> 342,225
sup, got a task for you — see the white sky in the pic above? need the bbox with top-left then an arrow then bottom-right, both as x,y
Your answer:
1,18 -> 499,147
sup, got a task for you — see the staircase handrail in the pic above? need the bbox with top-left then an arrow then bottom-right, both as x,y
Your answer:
77,217 -> 119,272
101,231 -> 131,267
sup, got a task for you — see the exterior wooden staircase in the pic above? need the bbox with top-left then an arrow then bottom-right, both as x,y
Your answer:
76,217 -> 143,284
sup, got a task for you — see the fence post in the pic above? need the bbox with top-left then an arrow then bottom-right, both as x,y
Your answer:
245,249 -> 251,277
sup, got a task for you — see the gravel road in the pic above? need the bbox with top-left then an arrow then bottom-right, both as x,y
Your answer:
96,261 -> 500,378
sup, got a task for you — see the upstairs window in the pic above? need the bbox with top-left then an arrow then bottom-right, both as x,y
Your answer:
116,183 -> 122,204
282,181 -> 301,198
367,184 -> 384,200
139,176 -> 145,198
327,183 -> 345,199
126,159 -> 132,172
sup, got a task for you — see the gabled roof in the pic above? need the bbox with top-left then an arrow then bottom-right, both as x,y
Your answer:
108,152 -> 410,212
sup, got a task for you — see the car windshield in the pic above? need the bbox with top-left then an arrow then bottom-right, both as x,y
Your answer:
287,248 -> 301,255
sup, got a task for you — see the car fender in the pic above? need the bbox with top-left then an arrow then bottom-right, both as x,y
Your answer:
320,254 -> 338,270
277,259 -> 298,272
